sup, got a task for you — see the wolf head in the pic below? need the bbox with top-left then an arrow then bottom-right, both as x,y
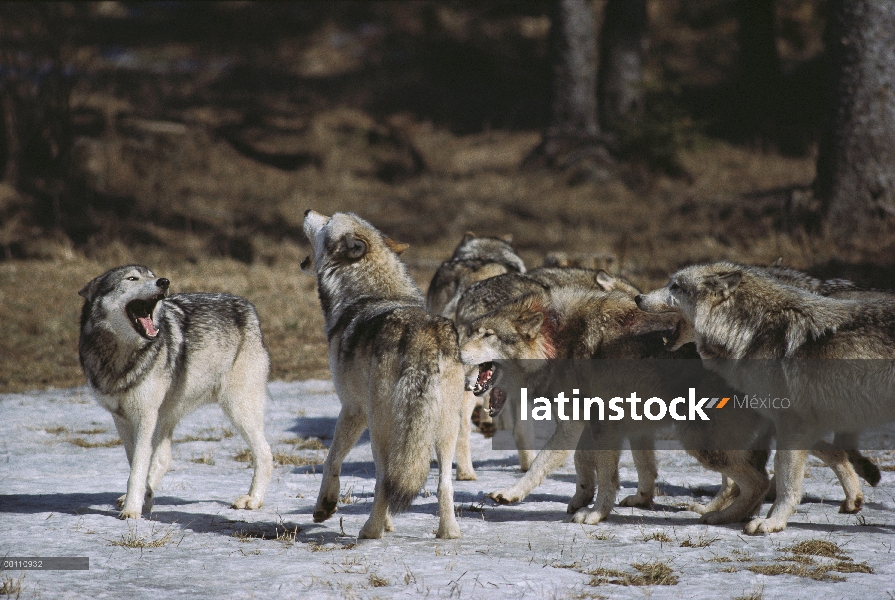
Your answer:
637,262 -> 851,358
79,265 -> 170,341
450,232 -> 525,273
302,211 -> 421,331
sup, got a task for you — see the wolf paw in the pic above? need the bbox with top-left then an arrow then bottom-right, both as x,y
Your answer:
436,521 -> 462,539
686,502 -> 710,515
488,490 -> 522,504
116,494 -> 127,509
698,510 -> 734,525
455,469 -> 477,481
232,495 -> 263,510
839,495 -> 863,514
313,498 -> 338,523
358,523 -> 383,539
619,492 -> 653,508
118,508 -> 141,520
744,517 -> 786,534
567,492 -> 593,514
570,507 -> 607,525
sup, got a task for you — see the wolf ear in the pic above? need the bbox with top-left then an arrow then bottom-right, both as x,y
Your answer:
384,237 -> 409,255
462,231 -> 477,243
516,309 -> 545,339
769,257 -> 783,268
709,271 -> 742,297
343,234 -> 367,259
501,234 -> 514,244
300,255 -> 313,273
78,278 -> 99,301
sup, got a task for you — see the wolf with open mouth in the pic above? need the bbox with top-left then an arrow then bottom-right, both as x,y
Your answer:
78,265 -> 273,520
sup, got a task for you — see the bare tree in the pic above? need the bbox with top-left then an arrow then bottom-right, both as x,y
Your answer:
815,0 -> 895,246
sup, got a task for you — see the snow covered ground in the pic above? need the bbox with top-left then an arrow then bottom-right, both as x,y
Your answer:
1,380 -> 893,599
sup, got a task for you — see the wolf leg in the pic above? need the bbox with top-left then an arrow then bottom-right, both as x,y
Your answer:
620,439 -> 657,508
119,407 -> 160,520
223,394 -> 273,510
490,419 -> 583,502
701,452 -> 769,525
435,399 -> 462,539
811,441 -> 863,513
314,407 -> 366,522
567,450 -> 596,513
455,390 -> 477,481
112,415 -> 135,508
571,450 -> 621,524
745,449 -> 806,534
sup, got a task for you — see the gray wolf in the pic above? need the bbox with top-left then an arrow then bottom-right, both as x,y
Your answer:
303,210 -> 463,539
460,284 -> 771,525
426,232 -> 525,319
426,232 -> 526,480
78,265 -> 272,520
453,267 -> 641,471
636,261 -> 895,533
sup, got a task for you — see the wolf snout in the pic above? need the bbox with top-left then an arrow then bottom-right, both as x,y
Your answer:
156,278 -> 170,290
634,294 -> 644,307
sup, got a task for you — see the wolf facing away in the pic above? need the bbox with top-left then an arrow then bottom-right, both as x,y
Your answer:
426,232 -> 526,319
303,210 -> 463,539
78,266 -> 273,519
636,261 -> 895,533
426,232 -> 526,480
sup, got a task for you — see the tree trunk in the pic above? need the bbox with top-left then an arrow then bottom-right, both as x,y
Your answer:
815,0 -> 895,246
524,0 -> 609,171
597,0 -> 647,132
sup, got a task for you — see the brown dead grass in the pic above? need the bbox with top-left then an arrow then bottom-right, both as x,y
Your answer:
586,562 -> 678,587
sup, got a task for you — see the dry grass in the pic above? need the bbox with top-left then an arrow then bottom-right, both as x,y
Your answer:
639,531 -> 673,543
679,533 -> 720,548
68,437 -> 122,448
586,562 -> 678,587
0,574 -> 23,598
190,452 -> 215,465
175,428 -> 234,443
368,574 -> 389,588
108,523 -> 176,549
282,437 -> 327,450
781,539 -> 850,560
234,448 -> 325,468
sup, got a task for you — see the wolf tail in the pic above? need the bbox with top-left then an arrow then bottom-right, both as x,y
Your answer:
381,333 -> 454,513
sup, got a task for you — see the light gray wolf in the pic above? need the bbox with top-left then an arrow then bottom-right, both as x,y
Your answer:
636,261 -> 895,533
78,265 -> 273,520
460,284 -> 771,525
763,263 -> 882,493
426,232 -> 526,480
303,210 -> 463,539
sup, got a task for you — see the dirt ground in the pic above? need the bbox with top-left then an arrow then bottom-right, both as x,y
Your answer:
2,2 -> 894,393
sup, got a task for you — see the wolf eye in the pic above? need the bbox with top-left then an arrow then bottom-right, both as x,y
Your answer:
669,282 -> 680,291
126,276 -> 139,281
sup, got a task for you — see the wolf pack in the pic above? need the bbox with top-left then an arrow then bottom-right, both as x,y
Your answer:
77,210 -> 894,541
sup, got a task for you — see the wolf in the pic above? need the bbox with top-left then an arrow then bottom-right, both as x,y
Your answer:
452,268 -> 640,472
426,232 -> 526,319
303,210 -> 463,539
763,263 -> 883,492
78,265 -> 273,520
460,284 -> 772,525
636,261 -> 895,533
426,233 -> 526,480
